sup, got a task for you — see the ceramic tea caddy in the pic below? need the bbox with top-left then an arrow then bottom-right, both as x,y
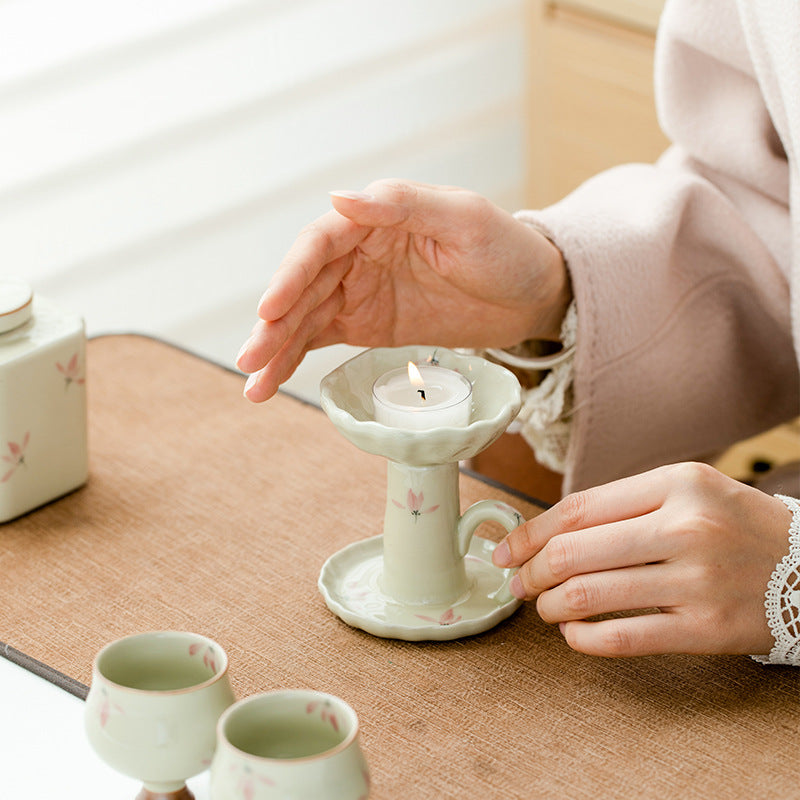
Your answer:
318,345 -> 525,641
0,279 -> 88,522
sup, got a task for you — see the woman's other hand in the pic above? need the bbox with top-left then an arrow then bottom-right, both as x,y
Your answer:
493,462 -> 792,657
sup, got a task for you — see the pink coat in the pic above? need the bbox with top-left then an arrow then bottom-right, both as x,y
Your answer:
519,0 -> 800,493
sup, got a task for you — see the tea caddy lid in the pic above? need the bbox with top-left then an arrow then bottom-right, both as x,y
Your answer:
0,279 -> 33,334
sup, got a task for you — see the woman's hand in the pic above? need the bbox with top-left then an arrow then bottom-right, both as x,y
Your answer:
493,462 -> 793,657
236,179 -> 570,401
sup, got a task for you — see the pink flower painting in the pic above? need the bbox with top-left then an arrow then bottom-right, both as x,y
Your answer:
393,489 -> 439,522
358,768 -> 372,800
306,699 -> 340,732
189,642 -> 218,673
345,580 -> 370,601
56,353 -> 85,389
1,432 -> 29,483
415,608 -> 462,626
495,502 -> 523,527
98,689 -> 124,729
236,768 -> 275,799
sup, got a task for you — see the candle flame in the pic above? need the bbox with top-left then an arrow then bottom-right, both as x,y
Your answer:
407,361 -> 425,388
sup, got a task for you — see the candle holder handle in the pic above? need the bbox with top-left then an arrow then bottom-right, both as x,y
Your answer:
457,500 -> 525,605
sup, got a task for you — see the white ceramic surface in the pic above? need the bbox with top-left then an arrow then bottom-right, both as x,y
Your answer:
318,535 -> 522,641
210,690 -> 370,800
0,283 -> 88,522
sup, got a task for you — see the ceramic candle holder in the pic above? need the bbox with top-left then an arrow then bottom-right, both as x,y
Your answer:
210,690 -> 370,800
318,346 -> 525,641
84,631 -> 236,800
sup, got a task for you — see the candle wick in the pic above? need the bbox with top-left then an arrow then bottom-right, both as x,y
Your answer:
417,389 -> 426,401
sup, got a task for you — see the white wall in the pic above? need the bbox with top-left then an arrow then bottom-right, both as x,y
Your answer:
1,0 -> 527,401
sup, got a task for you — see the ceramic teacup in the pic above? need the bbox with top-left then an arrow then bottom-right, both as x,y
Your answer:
210,690 -> 370,799
84,631 -> 236,800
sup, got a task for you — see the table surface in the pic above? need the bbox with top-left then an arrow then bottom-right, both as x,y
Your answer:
3,334 -> 799,799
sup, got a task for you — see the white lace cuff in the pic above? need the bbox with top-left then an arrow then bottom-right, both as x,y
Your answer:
751,494 -> 800,666
506,301 -> 577,474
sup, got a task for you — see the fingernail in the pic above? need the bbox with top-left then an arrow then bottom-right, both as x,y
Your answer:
509,574 -> 525,599
329,190 -> 374,201
243,372 -> 258,397
236,338 -> 252,366
257,287 -> 272,311
558,622 -> 567,636
493,541 -> 511,567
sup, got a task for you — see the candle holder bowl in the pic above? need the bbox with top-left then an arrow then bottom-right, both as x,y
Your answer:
318,345 -> 525,641
319,345 -> 520,466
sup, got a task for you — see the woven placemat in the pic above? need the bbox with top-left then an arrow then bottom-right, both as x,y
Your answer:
3,335 -> 798,799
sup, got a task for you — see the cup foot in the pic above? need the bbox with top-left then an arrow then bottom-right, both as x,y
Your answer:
136,787 -> 194,800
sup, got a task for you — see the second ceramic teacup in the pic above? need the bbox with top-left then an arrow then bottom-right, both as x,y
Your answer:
84,630 -> 236,800
210,690 -> 370,799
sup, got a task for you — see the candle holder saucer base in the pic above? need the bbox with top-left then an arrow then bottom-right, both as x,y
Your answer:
318,534 -> 522,641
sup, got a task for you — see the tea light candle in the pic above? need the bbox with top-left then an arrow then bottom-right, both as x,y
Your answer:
372,361 -> 472,430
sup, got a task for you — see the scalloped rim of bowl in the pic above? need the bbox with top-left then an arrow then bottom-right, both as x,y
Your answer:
319,346 -> 521,465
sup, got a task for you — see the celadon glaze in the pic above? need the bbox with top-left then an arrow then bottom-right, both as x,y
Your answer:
319,345 -> 522,466
318,346 -> 526,639
382,462 -> 463,604
84,631 -> 235,796
210,690 -> 370,800
382,461 -> 524,606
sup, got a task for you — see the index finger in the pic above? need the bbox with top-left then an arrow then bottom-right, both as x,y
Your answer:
258,209 -> 368,323
494,465 -> 673,568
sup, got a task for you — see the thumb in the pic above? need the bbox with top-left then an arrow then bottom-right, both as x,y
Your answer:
329,179 -> 471,238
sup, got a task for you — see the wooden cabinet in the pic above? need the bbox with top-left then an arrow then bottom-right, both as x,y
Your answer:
525,0 -> 669,208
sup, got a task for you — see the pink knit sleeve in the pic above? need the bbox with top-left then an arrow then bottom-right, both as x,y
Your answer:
517,0 -> 797,493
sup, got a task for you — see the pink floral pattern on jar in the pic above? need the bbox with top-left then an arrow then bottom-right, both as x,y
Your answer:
1,432 -> 29,483
56,353 -> 85,389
